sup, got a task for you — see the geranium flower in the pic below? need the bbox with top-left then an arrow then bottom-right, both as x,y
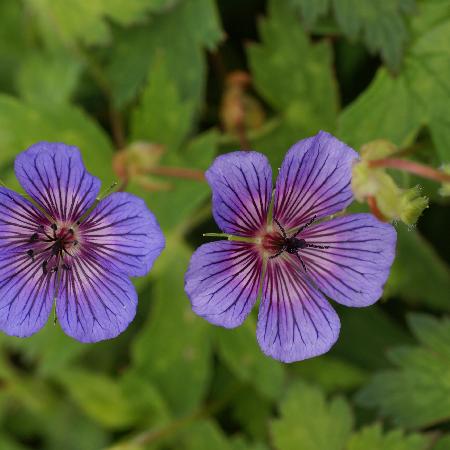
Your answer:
185,131 -> 396,362
0,142 -> 164,342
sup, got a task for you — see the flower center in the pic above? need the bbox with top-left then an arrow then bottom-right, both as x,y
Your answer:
260,229 -> 285,256
25,221 -> 80,275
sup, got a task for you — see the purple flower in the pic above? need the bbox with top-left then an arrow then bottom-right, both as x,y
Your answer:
0,142 -> 164,342
185,131 -> 396,363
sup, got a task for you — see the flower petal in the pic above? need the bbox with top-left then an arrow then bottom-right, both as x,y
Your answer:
80,192 -> 165,277
206,151 -> 272,236
56,258 -> 137,343
274,131 -> 358,230
14,142 -> 101,222
185,241 -> 263,328
300,213 -> 397,307
257,255 -> 340,362
0,187 -> 49,254
0,251 -> 55,337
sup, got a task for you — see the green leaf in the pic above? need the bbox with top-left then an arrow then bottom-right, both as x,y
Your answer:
271,382 -> 353,450
216,317 -> 284,400
338,69 -> 424,148
247,0 -> 338,133
386,227 -> 450,311
290,355 -> 367,393
131,240 -> 212,414
0,95 -> 115,187
357,314 -> 450,428
332,0 -> 414,71
54,369 -> 140,428
107,0 -> 223,108
339,5 -> 450,163
288,0 -> 329,27
17,52 -> 81,107
347,424 -> 428,450
0,0 -> 28,92
25,0 -> 184,47
288,0 -> 415,70
182,420 -> 233,450
433,435 -> 450,450
130,58 -> 193,150
333,306 -> 411,370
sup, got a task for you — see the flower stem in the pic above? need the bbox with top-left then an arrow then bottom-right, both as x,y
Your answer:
367,195 -> 387,222
369,158 -> 450,183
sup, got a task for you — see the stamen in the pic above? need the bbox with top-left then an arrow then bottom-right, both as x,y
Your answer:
42,261 -> 48,275
51,223 -> 57,231
27,249 -> 34,260
29,233 -> 39,243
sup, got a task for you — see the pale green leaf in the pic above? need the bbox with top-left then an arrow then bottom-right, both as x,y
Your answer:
290,355 -> 367,393
53,369 -> 139,428
347,424 -> 428,450
338,69 -> 424,149
271,382 -> 353,450
248,0 -> 338,133
25,0 -> 183,47
17,53 -> 81,107
107,0 -> 223,108
0,95 -> 115,187
130,59 -> 193,150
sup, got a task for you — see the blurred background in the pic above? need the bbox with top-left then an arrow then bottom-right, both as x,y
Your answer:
0,0 -> 450,449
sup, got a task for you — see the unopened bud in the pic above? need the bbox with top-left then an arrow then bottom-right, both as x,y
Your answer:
113,142 -> 165,180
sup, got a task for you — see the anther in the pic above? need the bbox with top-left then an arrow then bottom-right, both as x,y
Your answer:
51,223 -> 57,231
29,233 -> 39,243
27,249 -> 34,259
63,263 -> 71,271
73,240 -> 78,246
42,261 -> 48,274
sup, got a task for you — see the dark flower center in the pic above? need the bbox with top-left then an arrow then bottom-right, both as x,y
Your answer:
26,221 -> 80,275
261,230 -> 285,255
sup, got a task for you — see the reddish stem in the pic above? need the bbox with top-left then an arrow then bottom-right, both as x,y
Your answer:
146,166 -> 205,182
367,196 -> 387,222
369,158 -> 450,183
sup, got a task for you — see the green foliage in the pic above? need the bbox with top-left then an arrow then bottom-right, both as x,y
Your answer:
271,382 -> 353,450
339,1 -> 450,163
131,242 -> 213,415
107,0 -> 223,108
216,318 -> 284,400
248,0 -> 338,134
0,95 -> 115,187
0,0 -> 449,449
289,0 -> 416,70
358,314 -> 450,428
25,0 -> 183,47
271,382 -> 428,450
347,424 -> 427,450
386,228 -> 450,311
